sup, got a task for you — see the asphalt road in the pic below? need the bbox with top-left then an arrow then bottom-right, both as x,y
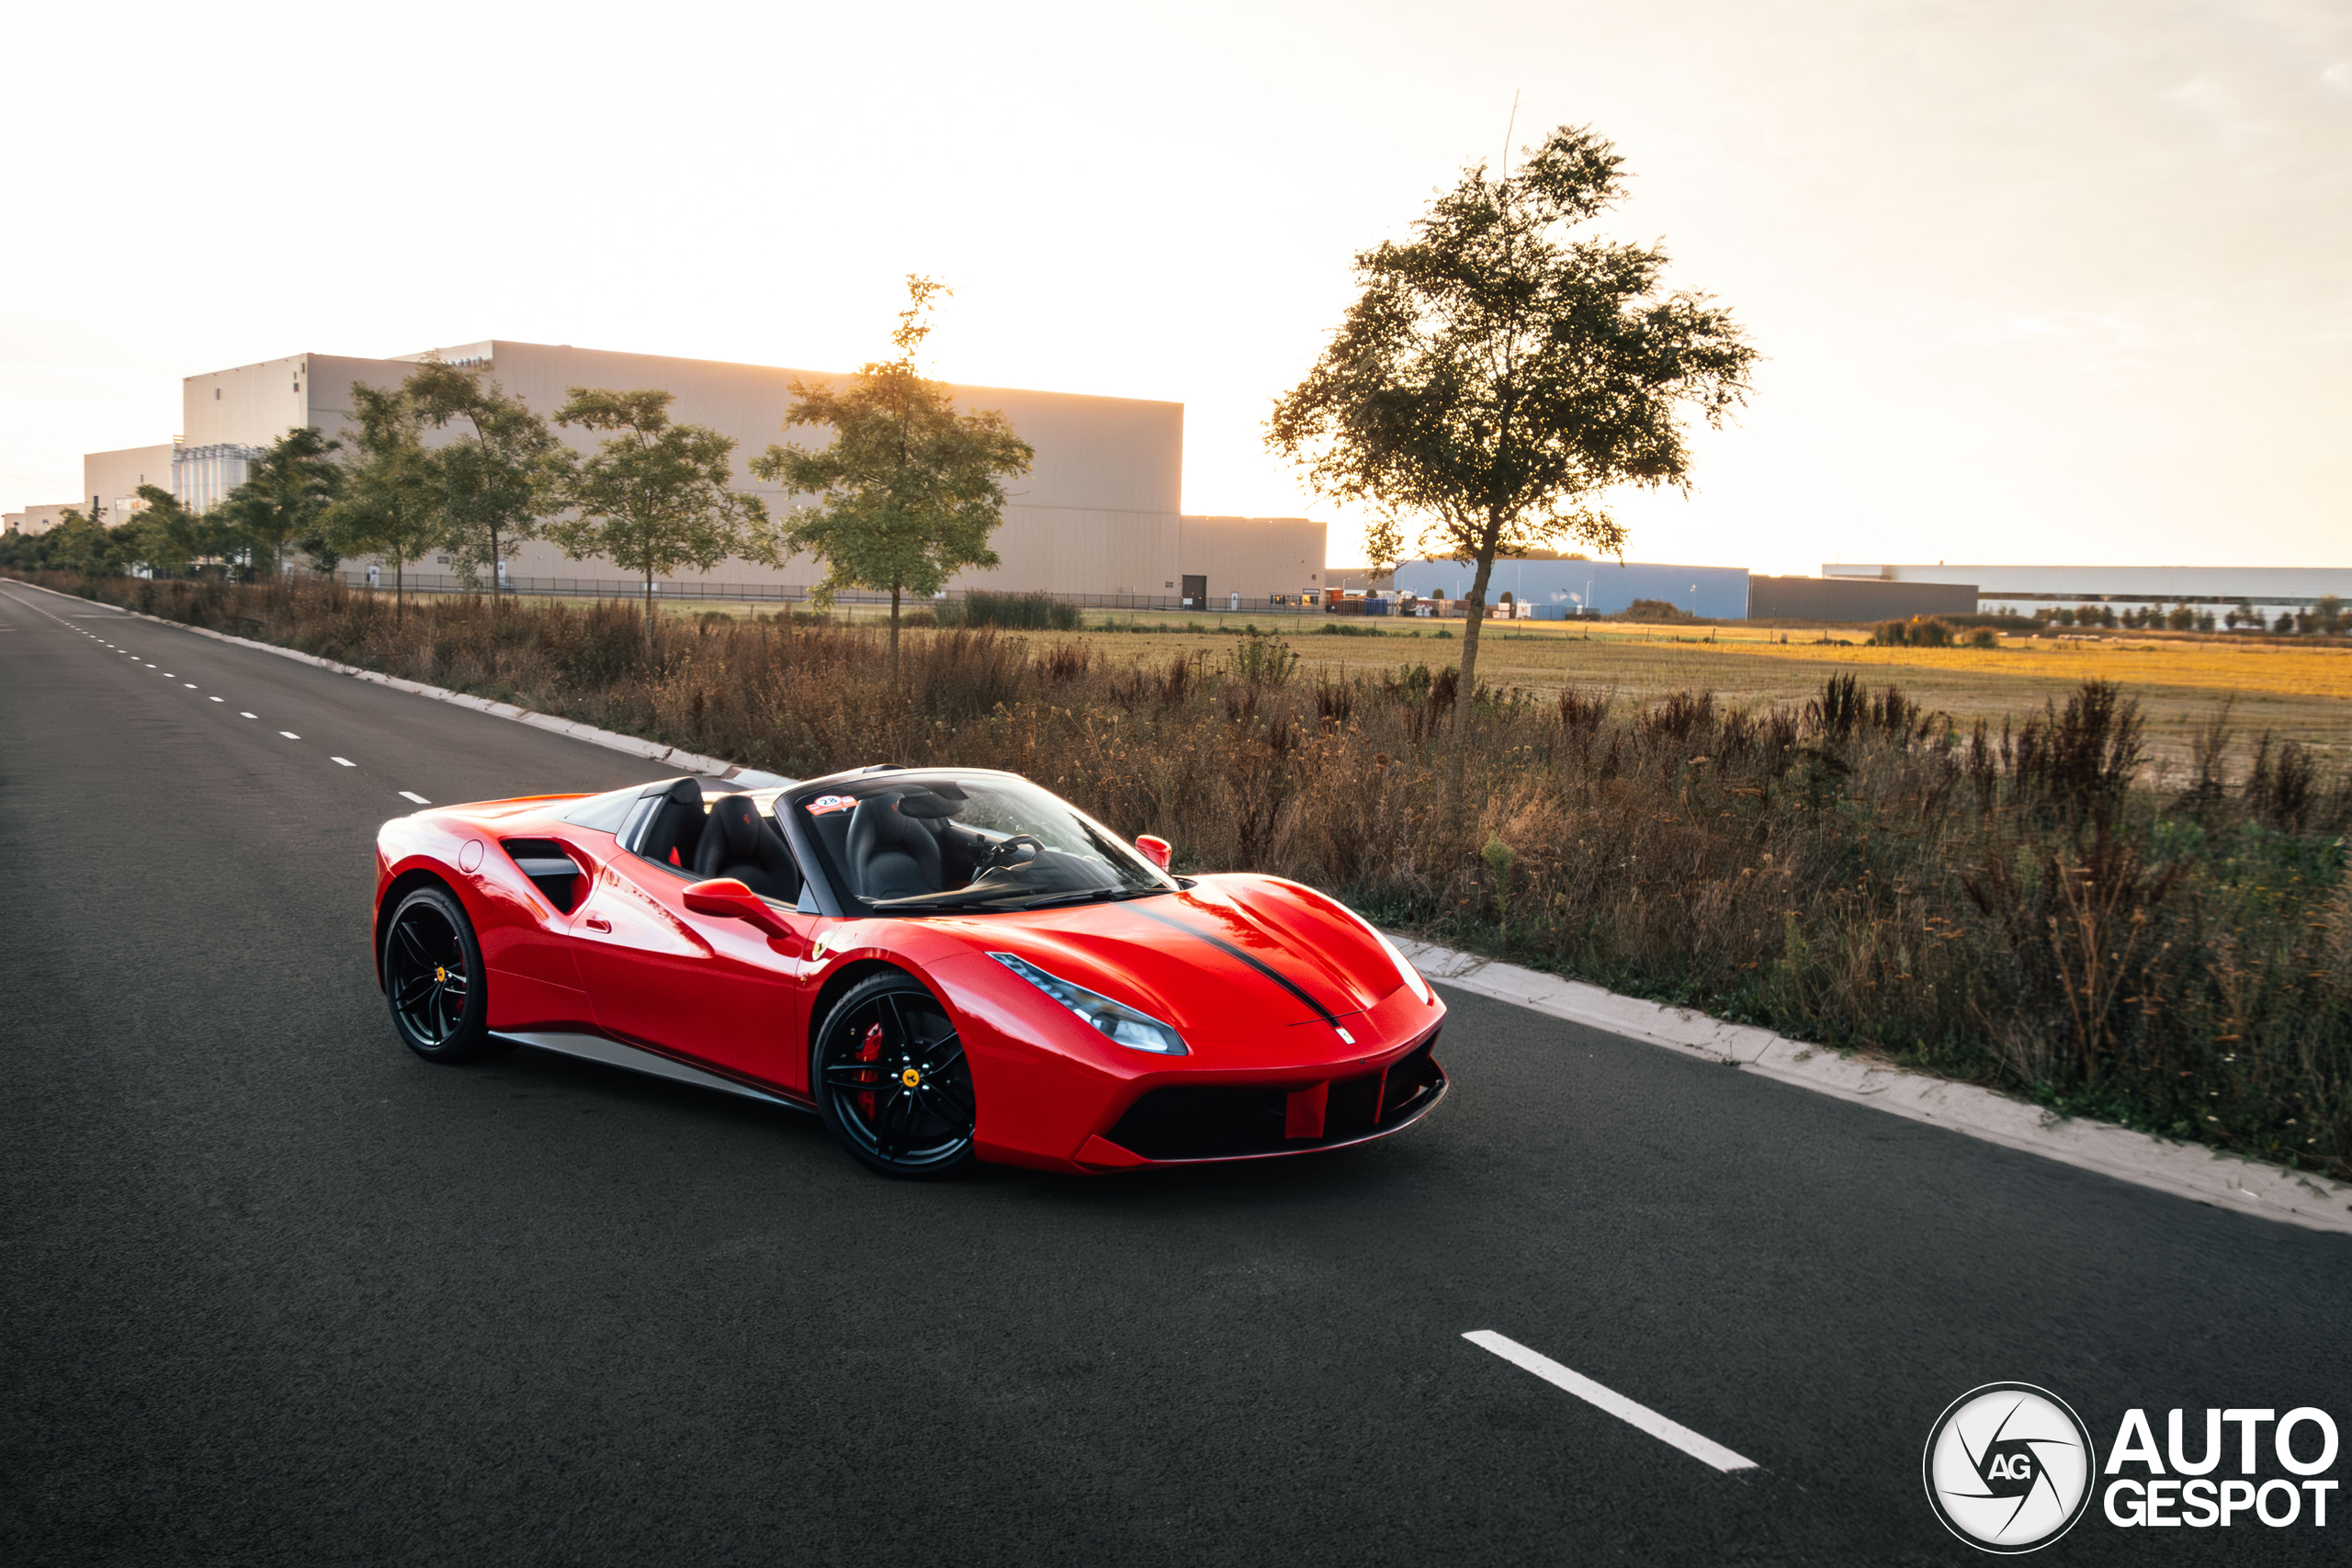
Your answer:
4,580 -> 2346,1568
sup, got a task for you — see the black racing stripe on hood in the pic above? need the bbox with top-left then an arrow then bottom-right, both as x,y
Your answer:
1128,903 -> 1340,1027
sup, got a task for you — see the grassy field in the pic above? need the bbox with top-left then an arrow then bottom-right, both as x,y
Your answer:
1037,618 -> 2352,770
398,592 -> 2352,766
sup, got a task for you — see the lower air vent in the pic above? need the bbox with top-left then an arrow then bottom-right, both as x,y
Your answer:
1106,1032 -> 1446,1161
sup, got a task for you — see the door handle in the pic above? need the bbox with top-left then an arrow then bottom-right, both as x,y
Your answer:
582,915 -> 612,932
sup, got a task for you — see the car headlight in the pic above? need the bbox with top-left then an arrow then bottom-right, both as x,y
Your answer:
989,953 -> 1189,1055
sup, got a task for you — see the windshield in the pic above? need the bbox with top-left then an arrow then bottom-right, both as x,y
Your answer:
787,771 -> 1178,916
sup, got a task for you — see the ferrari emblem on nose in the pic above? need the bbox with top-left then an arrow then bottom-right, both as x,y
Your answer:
900,1067 -> 922,1088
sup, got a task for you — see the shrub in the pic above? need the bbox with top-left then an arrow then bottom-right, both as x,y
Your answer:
947,591 -> 1080,631
1872,616 -> 1955,648
1620,597 -> 1690,621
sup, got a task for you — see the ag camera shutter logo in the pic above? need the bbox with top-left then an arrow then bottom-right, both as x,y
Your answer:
1923,1383 -> 2097,1553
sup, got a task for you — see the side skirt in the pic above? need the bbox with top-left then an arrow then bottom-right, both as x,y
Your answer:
493,1031 -> 813,1113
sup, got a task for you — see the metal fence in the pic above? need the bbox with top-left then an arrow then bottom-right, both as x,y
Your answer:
330,571 -> 1349,616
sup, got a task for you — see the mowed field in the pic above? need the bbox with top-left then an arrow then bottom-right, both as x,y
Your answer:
1061,619 -> 2352,770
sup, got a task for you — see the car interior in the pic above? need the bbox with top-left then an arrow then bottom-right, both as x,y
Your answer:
627,780 -> 802,904
801,785 -> 1123,906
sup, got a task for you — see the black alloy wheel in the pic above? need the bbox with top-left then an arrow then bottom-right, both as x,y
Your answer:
381,885 -> 501,1063
812,973 -> 976,1178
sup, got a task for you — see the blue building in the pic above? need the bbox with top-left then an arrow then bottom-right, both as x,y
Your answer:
1393,558 -> 1751,620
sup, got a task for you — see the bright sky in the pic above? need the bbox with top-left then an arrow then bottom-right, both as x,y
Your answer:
5,1 -> 2346,574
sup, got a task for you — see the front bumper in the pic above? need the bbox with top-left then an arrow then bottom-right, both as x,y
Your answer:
1074,1031 -> 1446,1168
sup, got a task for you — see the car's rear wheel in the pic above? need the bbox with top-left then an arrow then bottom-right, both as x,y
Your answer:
812,973 -> 975,1179
381,885 -> 502,1063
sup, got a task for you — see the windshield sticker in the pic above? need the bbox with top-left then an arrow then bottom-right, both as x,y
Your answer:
806,795 -> 858,817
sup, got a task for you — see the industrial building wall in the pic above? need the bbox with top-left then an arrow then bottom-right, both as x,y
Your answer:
83,445 -> 176,522
1748,575 -> 1977,622
1827,563 -> 2352,602
183,355 -> 311,450
1395,558 -> 1751,619
6,502 -> 80,536
162,338 -> 1332,599
301,340 -> 1194,595
1175,515 -> 1328,604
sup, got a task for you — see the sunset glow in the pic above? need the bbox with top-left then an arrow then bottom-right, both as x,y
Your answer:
5,0 -> 2345,572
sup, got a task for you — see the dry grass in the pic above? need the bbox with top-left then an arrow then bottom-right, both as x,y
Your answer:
37,570 -> 2351,1181
1050,620 -> 2352,770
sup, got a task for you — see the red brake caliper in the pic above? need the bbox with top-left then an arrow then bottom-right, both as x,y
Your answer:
855,1021 -> 885,1123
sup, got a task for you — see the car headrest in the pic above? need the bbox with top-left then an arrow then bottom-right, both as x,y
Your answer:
710,794 -> 761,858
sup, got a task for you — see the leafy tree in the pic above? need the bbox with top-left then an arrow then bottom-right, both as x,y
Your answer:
216,427 -> 342,579
1269,124 -> 1758,740
125,484 -> 202,577
548,388 -> 766,633
752,276 -> 1035,682
407,359 -> 562,600
44,508 -> 123,576
327,381 -> 447,619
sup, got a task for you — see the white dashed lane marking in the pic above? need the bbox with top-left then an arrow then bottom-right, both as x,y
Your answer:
1462,1332 -> 1758,1473
11,587 -> 440,817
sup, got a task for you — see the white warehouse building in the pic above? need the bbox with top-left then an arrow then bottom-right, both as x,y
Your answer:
75,340 -> 1327,604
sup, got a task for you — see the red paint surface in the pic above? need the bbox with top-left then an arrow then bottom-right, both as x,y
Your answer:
373,788 -> 1446,1172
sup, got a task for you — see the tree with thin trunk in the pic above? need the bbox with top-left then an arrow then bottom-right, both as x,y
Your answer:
216,427 -> 342,581
1269,123 -> 1758,744
125,486 -> 201,578
752,276 -> 1035,684
326,381 -> 445,621
406,359 -> 562,603
547,388 -> 766,636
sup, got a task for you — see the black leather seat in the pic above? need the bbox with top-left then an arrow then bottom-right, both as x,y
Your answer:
692,794 -> 801,902
636,780 -> 708,870
846,794 -> 942,900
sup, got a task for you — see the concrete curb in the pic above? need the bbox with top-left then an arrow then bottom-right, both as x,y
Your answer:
1388,937 -> 2352,1236
20,577 -> 2347,1235
5,579 -> 772,784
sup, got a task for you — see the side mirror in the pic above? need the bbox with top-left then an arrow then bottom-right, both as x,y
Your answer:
1135,834 -> 1172,872
684,878 -> 793,940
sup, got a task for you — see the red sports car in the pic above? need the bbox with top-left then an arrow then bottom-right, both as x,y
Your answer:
373,766 -> 1446,1177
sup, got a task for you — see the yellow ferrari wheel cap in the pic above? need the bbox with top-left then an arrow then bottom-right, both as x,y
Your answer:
900,1067 -> 922,1088
434,965 -> 447,982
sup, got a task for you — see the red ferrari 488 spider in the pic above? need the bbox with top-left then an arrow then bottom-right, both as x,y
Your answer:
373,766 -> 1446,1177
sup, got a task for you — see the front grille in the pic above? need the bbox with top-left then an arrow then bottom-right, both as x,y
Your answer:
1104,1030 -> 1444,1162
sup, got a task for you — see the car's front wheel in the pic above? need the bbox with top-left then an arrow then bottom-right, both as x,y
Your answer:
381,885 -> 502,1063
812,973 -> 976,1178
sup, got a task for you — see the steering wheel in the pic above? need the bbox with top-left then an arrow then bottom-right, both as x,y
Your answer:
974,834 -> 1046,878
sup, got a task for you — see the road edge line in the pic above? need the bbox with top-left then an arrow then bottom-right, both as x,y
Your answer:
1390,936 -> 2352,1235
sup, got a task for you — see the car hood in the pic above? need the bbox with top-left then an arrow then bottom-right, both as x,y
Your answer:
921,874 -> 1412,1037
